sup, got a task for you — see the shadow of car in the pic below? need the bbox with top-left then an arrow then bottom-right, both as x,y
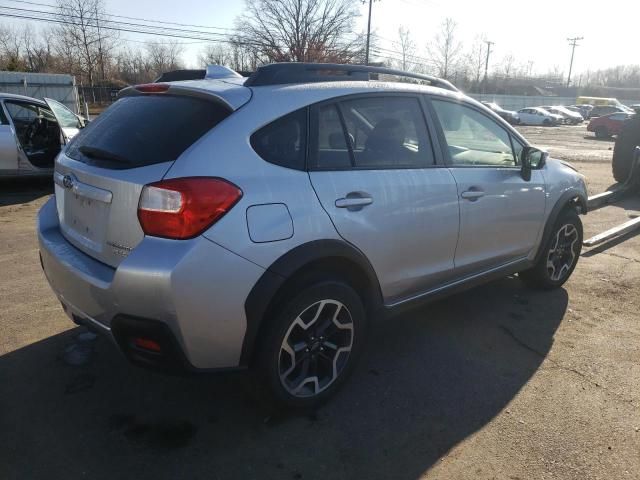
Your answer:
1,276 -> 568,479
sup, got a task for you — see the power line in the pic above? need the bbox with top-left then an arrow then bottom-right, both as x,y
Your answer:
5,0 -> 237,31
1,5 -> 237,39
0,7 -> 362,59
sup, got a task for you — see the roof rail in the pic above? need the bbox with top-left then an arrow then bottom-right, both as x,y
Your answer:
244,63 -> 459,92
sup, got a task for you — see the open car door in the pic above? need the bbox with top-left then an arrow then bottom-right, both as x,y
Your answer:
44,98 -> 84,143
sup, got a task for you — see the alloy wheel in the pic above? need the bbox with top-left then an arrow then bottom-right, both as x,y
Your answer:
546,224 -> 579,281
278,299 -> 354,398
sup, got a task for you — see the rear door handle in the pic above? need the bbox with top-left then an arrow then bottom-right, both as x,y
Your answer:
335,193 -> 373,211
460,189 -> 485,201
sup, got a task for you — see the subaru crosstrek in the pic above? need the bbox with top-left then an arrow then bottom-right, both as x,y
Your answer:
38,63 -> 588,407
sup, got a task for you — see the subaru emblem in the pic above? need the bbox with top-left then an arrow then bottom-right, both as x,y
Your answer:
62,174 -> 74,190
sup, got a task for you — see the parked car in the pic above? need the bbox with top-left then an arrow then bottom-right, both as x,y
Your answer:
481,101 -> 520,124
565,105 -> 585,118
588,105 -> 633,118
570,104 -> 593,119
0,93 -> 86,177
38,63 -> 588,407
517,107 -> 563,126
541,106 -> 583,125
587,112 -> 633,138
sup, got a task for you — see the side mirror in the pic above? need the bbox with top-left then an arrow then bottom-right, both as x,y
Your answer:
521,147 -> 548,181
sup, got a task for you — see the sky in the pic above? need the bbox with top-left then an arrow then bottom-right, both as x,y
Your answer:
2,0 -> 639,77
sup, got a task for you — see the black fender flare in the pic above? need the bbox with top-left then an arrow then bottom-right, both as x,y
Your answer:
240,239 -> 383,366
534,189 -> 587,264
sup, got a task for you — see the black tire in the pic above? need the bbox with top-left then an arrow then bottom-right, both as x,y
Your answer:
595,126 -> 609,139
519,209 -> 583,290
543,119 -> 551,126
254,280 -> 366,409
612,115 -> 640,183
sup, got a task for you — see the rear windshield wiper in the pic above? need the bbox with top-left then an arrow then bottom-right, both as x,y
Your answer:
78,146 -> 130,164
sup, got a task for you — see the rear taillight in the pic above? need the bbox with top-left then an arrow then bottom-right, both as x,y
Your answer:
138,177 -> 242,239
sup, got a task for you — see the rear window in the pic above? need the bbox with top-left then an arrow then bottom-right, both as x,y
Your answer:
66,95 -> 230,169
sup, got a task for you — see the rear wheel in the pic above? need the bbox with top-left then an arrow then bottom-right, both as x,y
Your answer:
520,209 -> 582,290
255,280 -> 366,409
595,126 -> 609,139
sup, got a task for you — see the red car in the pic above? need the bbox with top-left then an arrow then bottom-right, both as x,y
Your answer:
587,112 -> 633,138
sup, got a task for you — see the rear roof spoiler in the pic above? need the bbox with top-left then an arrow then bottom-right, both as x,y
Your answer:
153,65 -> 243,83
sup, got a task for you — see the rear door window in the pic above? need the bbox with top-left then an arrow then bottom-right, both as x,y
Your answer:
66,95 -> 230,169
309,104 -> 351,170
339,96 -> 434,168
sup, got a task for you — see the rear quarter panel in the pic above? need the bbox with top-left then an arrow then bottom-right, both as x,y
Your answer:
163,89 -> 344,270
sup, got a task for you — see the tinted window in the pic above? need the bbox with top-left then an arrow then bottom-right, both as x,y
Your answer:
432,100 -> 517,167
66,95 -> 230,169
339,96 -> 433,168
251,108 -> 306,170
309,104 -> 351,169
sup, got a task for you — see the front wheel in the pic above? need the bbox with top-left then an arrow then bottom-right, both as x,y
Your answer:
520,209 -> 583,290
255,280 -> 366,409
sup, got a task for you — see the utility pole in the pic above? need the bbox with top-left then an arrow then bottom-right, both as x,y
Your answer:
362,0 -> 378,65
566,36 -> 584,87
483,40 -> 494,93
95,5 -> 105,81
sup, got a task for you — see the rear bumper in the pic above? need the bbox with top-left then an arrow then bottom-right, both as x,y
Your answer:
38,196 -> 266,370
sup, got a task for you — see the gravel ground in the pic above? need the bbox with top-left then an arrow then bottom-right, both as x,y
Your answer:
1,124 -> 639,480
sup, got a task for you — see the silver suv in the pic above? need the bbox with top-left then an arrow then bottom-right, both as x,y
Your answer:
38,63 -> 588,407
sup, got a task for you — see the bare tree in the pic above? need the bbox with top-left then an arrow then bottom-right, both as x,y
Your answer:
427,18 -> 462,80
0,24 -> 25,71
499,53 -> 516,79
393,26 -> 416,72
235,0 -> 361,63
146,41 -> 184,77
115,47 -> 154,84
464,35 -> 485,85
199,44 -> 233,67
55,0 -> 117,85
22,26 -> 56,72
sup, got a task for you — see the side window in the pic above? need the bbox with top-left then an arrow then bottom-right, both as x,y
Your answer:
309,103 -> 351,169
250,108 -> 307,170
339,96 -> 434,168
5,102 -> 39,123
510,136 -> 524,164
0,104 -> 7,124
45,98 -> 81,129
431,99 -> 517,167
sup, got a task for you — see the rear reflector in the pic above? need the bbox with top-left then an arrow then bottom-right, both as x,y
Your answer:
138,177 -> 242,239
132,337 -> 162,353
134,83 -> 170,93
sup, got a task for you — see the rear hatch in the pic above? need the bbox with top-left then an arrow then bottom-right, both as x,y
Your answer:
53,81 -> 249,267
